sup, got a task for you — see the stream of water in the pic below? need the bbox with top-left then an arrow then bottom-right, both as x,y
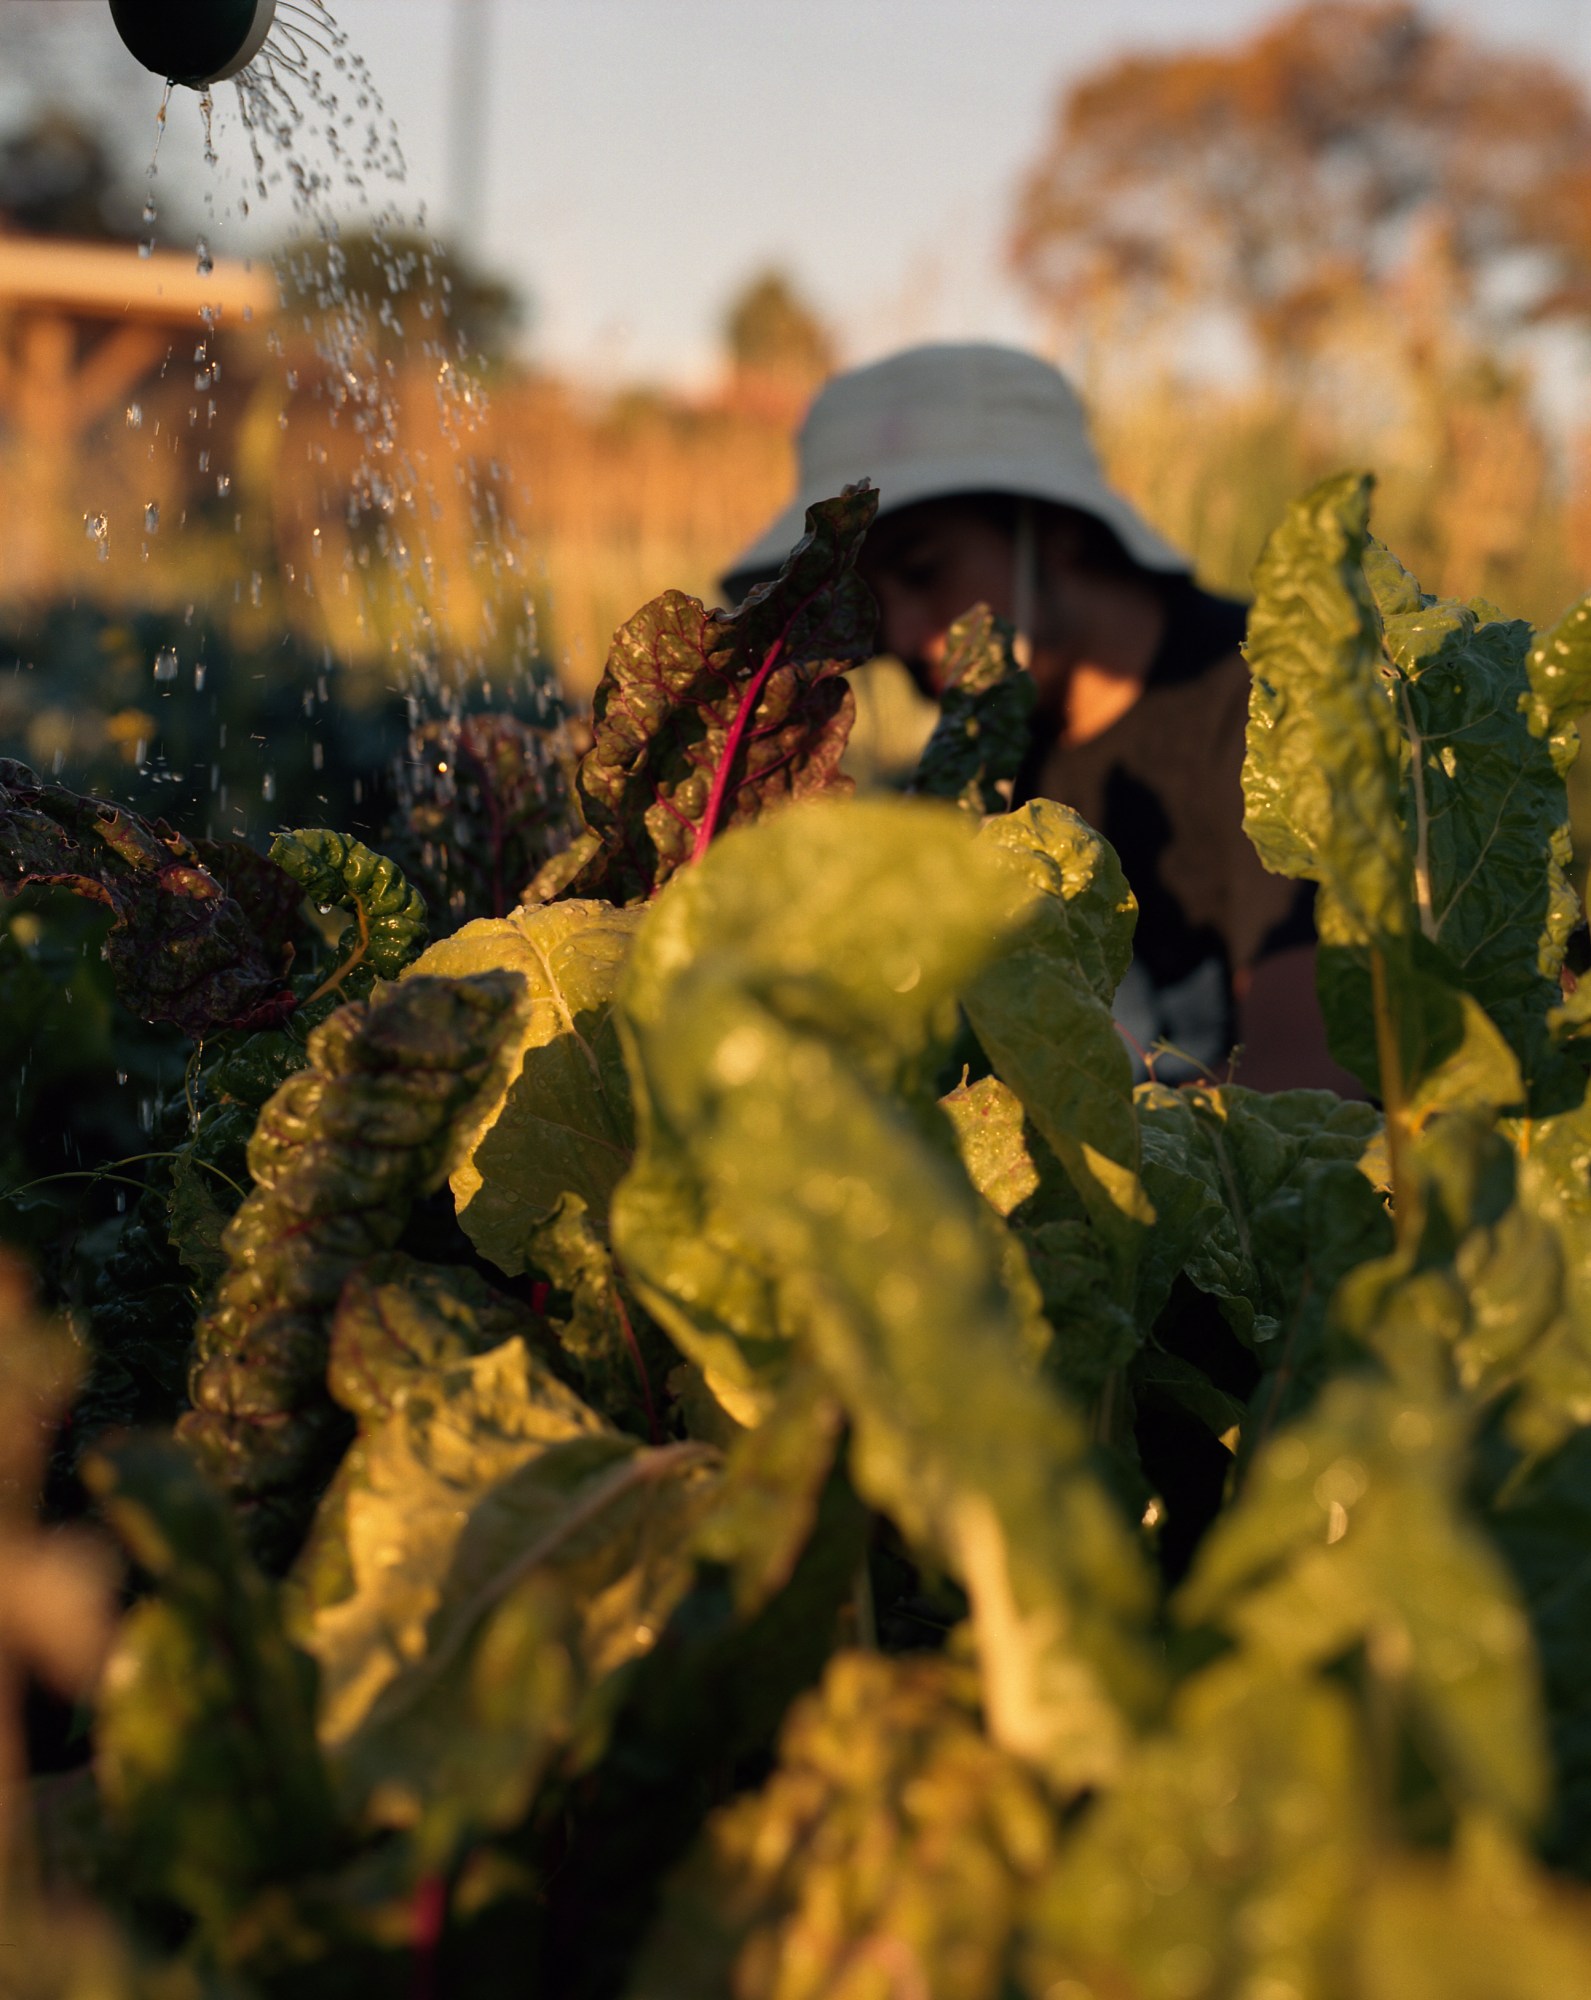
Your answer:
126,0 -> 558,864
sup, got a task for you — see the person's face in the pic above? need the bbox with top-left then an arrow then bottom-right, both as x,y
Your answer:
855,499 -> 1016,694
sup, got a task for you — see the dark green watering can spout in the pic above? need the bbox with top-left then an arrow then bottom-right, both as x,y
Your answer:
108,0 -> 279,88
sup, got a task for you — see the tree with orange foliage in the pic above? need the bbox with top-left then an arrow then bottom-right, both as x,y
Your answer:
1009,2 -> 1591,371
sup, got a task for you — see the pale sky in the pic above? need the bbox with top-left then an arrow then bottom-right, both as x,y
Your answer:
6,0 -> 1591,383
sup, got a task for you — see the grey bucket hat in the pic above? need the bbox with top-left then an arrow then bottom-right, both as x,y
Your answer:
720,341 -> 1188,600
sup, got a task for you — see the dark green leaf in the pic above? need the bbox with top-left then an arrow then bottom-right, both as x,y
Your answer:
269,828 -> 429,989
0,760 -> 294,1036
909,603 -> 1036,817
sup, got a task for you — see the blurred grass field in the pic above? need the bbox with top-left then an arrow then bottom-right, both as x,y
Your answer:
4,321 -> 1591,848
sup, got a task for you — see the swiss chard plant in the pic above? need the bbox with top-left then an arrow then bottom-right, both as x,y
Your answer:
5,473 -> 1591,1998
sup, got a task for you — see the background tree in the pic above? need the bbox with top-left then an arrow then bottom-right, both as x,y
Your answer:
721,266 -> 835,398
0,110 -> 141,242
1008,1 -> 1591,377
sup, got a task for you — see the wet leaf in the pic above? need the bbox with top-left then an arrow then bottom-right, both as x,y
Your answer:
269,828 -> 429,990
0,760 -> 294,1036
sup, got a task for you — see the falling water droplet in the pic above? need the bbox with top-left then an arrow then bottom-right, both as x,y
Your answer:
261,771 -> 277,804
153,647 -> 179,684
216,473 -> 232,498
144,501 -> 160,535
196,237 -> 214,278
84,513 -> 110,560
125,402 -> 143,430
194,662 -> 207,692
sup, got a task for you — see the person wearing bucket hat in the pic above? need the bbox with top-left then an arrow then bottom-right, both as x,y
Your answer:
721,343 -> 1349,1093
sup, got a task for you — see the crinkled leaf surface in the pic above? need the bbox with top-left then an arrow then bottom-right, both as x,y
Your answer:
1242,473 -> 1409,945
1522,590 -> 1591,749
270,828 -> 429,987
404,898 -> 641,1271
1135,1085 -> 1387,1353
386,709 -> 582,922
527,1191 -> 668,1437
962,800 -> 1150,1281
0,760 -> 295,1036
909,603 -> 1036,817
1368,547 -> 1575,1093
179,972 -> 527,1554
630,1653 -> 1053,2000
288,1258 -> 607,1747
561,487 -> 878,902
613,797 -> 1161,1788
334,1433 -> 717,1855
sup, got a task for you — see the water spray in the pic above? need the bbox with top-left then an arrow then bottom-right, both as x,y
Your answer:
108,0 -> 280,88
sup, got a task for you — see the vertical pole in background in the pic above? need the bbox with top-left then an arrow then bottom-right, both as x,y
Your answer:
448,0 -> 489,257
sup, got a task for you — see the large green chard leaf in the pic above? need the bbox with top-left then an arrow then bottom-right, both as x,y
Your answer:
287,1257 -> 608,1747
614,797 -> 1161,1788
0,760 -> 296,1036
332,1433 -> 717,1860
554,486 -> 878,903
1135,1085 -> 1388,1354
613,794 -> 1012,1411
1242,477 -> 1582,1117
1366,544 -> 1578,1096
1021,1659 -> 1365,2000
88,1438 -> 338,1931
909,602 -> 1036,817
962,799 -> 1151,1282
1243,473 -> 1409,947
1242,478 -> 1520,1121
629,1653 -> 1054,2000
1179,1372 -> 1548,1833
179,972 -> 527,1563
403,898 -> 642,1271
